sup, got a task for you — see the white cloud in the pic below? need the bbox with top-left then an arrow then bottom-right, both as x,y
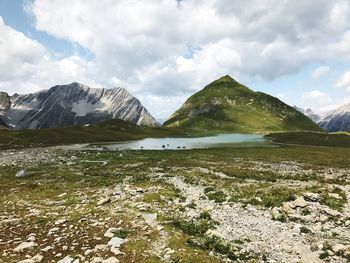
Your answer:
0,0 -> 349,118
311,66 -> 330,79
26,0 -> 350,83
301,90 -> 333,107
335,71 -> 350,92
0,17 -> 103,94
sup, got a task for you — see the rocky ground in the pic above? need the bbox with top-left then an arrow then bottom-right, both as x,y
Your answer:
0,146 -> 350,263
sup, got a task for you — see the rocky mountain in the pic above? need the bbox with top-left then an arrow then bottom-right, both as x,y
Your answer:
0,83 -> 158,130
164,75 -> 322,133
318,103 -> 350,132
293,106 -> 321,123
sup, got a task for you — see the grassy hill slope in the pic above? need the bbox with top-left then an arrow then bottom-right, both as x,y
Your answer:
164,75 -> 323,134
266,131 -> 350,148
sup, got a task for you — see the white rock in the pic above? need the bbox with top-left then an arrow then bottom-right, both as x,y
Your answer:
332,244 -> 348,253
323,207 -> 341,217
97,197 -> 110,206
16,170 -> 29,178
55,218 -> 68,225
303,192 -> 320,202
91,257 -> 103,263
102,257 -> 120,263
41,246 -> 54,252
84,249 -> 93,256
94,244 -> 109,252
110,247 -> 124,256
14,241 -> 37,252
104,227 -> 118,238
328,193 -> 342,199
17,254 -> 44,263
57,256 -> 74,263
108,237 -> 126,248
293,197 -> 307,208
282,202 -> 295,214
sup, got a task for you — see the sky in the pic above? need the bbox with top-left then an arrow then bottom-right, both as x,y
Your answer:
0,0 -> 350,119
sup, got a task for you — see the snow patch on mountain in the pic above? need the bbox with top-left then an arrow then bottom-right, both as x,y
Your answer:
318,103 -> 350,132
0,83 -> 158,130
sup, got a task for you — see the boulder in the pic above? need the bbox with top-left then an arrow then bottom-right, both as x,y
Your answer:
293,197 -> 307,208
104,227 -> 118,238
332,244 -> 348,254
97,197 -> 111,206
108,237 -> 126,248
15,170 -> 29,178
14,241 -> 37,252
303,192 -> 320,202
323,207 -> 341,217
282,202 -> 295,214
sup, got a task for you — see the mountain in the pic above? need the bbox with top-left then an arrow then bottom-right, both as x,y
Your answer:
293,106 -> 321,123
164,75 -> 323,133
0,83 -> 158,130
318,103 -> 350,132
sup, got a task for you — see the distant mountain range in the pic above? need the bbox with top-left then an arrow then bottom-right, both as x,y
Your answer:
1,78 -> 349,133
294,104 -> 350,132
0,83 -> 158,130
293,106 -> 321,123
164,75 -> 322,133
318,103 -> 350,132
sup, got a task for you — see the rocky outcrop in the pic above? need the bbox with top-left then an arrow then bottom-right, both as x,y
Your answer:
0,83 -> 158,130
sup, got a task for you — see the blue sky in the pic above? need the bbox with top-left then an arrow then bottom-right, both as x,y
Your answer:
0,0 -> 350,118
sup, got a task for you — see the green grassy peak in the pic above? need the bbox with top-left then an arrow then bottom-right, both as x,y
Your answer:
164,76 -> 323,134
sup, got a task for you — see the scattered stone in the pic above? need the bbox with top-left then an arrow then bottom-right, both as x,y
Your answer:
332,244 -> 348,254
102,257 -> 120,263
271,207 -> 283,220
27,233 -> 36,242
110,247 -> 124,256
282,202 -> 295,214
293,197 -> 307,208
57,256 -> 74,263
328,193 -> 342,199
91,257 -> 103,263
17,254 -> 44,263
41,246 -> 54,252
15,170 -> 29,178
108,237 -> 127,248
94,244 -> 109,252
104,227 -> 118,238
303,192 -> 320,202
14,241 -> 37,252
97,197 -> 110,206
323,207 -> 341,217
55,218 -> 68,225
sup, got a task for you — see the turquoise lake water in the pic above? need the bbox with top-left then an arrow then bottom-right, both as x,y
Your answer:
86,134 -> 273,150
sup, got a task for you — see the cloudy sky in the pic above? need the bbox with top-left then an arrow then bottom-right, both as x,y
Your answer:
1,0 -> 350,119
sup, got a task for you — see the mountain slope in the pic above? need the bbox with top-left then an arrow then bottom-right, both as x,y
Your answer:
0,83 -> 158,130
164,75 -> 322,133
318,103 -> 350,132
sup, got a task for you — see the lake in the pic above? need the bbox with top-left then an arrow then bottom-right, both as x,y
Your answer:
85,133 -> 273,150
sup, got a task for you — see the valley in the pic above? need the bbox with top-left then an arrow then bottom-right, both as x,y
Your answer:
1,141 -> 350,263
0,76 -> 349,263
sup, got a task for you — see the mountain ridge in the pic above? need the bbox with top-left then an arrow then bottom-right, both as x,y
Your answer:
318,102 -> 350,132
0,83 -> 158,130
